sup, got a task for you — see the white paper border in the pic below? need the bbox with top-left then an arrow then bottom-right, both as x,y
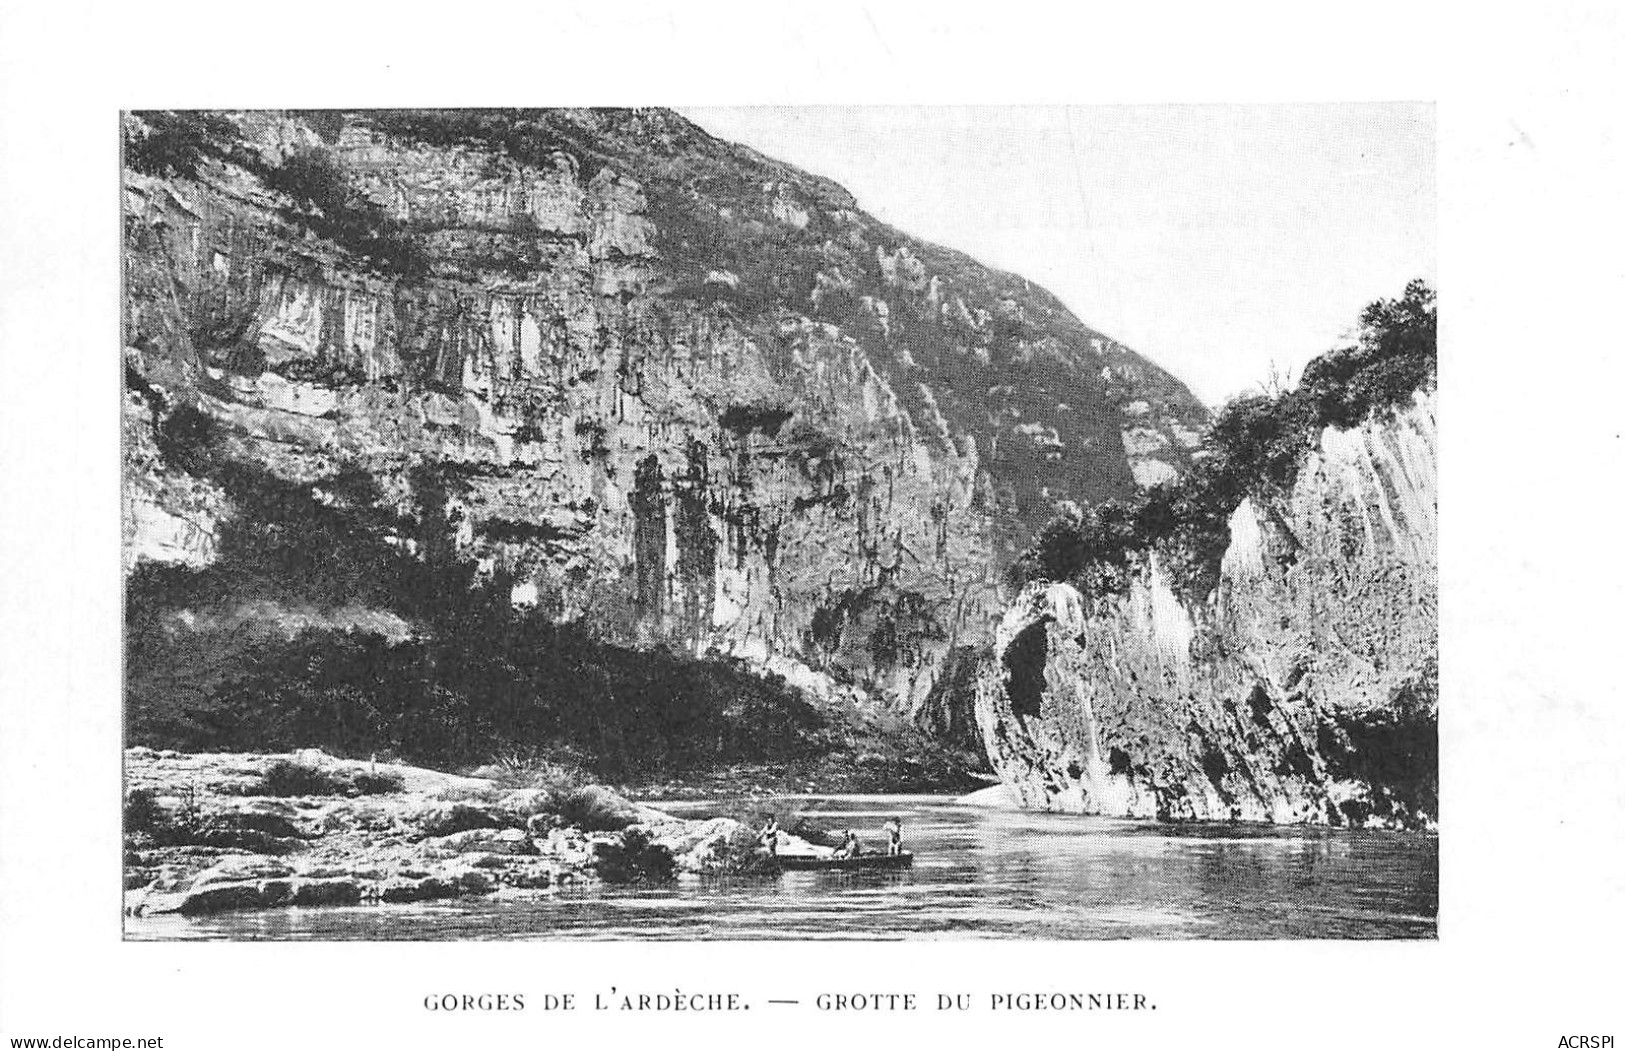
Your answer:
3,2 -> 1622,1047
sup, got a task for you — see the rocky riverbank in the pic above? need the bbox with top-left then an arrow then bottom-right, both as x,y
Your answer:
123,748 -> 810,920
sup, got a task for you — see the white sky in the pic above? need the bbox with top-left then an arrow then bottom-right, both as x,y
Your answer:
680,105 -> 1435,408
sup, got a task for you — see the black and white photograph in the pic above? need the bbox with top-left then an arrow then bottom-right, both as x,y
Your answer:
2,3 -> 1622,1048
117,104 -> 1436,941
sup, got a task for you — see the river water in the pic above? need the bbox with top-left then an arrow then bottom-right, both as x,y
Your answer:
126,794 -> 1437,941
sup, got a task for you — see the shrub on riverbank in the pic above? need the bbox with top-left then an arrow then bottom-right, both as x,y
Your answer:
256,759 -> 405,798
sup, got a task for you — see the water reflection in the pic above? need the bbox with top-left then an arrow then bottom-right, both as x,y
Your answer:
127,795 -> 1437,941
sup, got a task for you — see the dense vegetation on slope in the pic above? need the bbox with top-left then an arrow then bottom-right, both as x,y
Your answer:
1009,280 -> 1436,601
124,404 -> 978,785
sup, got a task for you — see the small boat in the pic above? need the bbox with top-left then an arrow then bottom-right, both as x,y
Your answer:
772,851 -> 914,872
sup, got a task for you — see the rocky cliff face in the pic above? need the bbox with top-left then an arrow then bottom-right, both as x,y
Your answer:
122,108 -> 1207,720
975,392 -> 1437,828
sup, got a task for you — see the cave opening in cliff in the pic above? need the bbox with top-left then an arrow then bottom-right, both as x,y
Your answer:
1246,683 -> 1275,727
1003,618 -> 1052,722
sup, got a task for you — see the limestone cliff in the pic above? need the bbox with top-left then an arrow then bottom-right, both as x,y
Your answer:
975,392 -> 1437,828
122,108 -> 1208,723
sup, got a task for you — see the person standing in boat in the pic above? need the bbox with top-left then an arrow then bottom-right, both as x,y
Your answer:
758,813 -> 780,857
886,817 -> 903,857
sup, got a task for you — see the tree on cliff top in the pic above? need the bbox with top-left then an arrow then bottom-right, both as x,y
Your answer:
1299,278 -> 1436,430
1011,279 -> 1436,601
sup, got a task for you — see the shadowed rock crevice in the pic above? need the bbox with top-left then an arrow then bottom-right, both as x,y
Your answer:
631,453 -> 667,622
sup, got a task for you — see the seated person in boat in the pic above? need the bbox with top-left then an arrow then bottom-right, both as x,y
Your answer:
832,830 -> 861,859
758,814 -> 780,856
886,818 -> 903,857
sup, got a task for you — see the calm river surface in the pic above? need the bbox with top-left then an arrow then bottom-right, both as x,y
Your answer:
127,794 -> 1437,941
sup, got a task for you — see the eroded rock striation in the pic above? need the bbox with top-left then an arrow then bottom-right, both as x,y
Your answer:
122,108 -> 1206,720
975,392 -> 1437,828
